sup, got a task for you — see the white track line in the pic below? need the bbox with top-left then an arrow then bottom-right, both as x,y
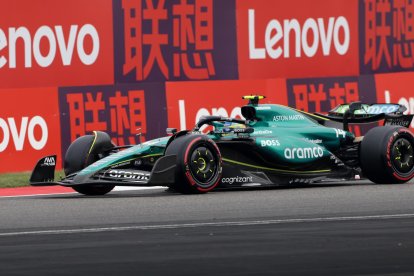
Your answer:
0,192 -> 77,198
1,213 -> 414,237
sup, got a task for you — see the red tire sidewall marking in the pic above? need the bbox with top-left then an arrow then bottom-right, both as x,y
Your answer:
385,130 -> 398,170
183,136 -> 222,191
183,137 -> 202,186
195,140 -> 222,192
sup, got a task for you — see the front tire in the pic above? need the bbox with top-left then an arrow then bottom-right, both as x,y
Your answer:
165,135 -> 222,194
360,126 -> 414,184
64,131 -> 116,196
72,184 -> 115,196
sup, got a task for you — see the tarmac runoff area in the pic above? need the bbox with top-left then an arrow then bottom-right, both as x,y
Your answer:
1,180 -> 414,275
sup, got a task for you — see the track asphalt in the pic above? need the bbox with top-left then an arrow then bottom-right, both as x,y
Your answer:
1,180 -> 414,275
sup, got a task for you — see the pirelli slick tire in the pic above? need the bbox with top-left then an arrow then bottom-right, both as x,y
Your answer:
165,134 -> 222,194
64,131 -> 116,196
71,184 -> 115,196
360,126 -> 414,184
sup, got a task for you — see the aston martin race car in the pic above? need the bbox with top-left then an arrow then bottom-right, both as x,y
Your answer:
30,96 -> 414,195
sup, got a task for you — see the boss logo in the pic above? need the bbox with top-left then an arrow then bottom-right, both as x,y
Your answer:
260,139 -> 280,147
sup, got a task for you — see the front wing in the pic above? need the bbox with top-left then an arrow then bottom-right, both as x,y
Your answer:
30,155 -> 177,187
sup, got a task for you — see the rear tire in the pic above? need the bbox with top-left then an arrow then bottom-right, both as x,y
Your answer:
165,134 -> 222,194
360,126 -> 414,184
64,132 -> 115,196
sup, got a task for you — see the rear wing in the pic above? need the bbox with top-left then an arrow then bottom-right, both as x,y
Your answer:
314,102 -> 413,130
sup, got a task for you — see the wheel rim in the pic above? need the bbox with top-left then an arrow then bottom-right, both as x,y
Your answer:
189,145 -> 217,186
391,138 -> 414,174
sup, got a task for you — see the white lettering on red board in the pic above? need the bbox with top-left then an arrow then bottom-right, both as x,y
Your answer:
0,24 -> 100,68
248,9 -> 350,59
0,116 -> 48,152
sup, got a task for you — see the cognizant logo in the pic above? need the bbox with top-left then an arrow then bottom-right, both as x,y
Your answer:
0,24 -> 100,68
222,176 -> 253,185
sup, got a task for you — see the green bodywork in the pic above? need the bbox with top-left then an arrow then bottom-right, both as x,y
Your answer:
77,138 -> 169,176
29,99 -> 414,189
75,103 -> 355,185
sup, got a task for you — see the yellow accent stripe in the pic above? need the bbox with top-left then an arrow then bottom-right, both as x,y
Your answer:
140,153 -> 163,158
110,158 -> 137,167
286,106 -> 329,121
88,131 -> 98,154
222,158 -> 331,174
243,95 -> 265,100
109,154 -> 163,167
84,131 -> 99,165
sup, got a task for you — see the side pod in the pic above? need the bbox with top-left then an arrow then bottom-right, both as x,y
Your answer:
29,155 -> 57,186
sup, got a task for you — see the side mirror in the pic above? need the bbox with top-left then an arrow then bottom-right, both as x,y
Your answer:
241,105 -> 257,120
166,128 -> 177,135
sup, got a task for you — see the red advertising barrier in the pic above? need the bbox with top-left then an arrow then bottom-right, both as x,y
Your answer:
375,72 -> 414,129
166,79 -> 287,131
58,83 -> 167,156
113,0 -> 239,83
287,75 -> 377,136
0,0 -> 114,88
287,75 -> 377,112
3,0 -> 414,175
359,0 -> 414,74
236,0 -> 359,79
0,87 -> 61,173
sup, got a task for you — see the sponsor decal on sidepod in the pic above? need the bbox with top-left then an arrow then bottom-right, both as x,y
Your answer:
261,139 -> 281,147
284,147 -> 324,159
254,130 -> 273,135
302,138 -> 323,144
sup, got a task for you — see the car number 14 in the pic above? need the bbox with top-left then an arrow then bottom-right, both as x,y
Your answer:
334,129 -> 346,138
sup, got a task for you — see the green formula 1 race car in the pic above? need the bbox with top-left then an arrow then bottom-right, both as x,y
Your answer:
30,96 -> 414,195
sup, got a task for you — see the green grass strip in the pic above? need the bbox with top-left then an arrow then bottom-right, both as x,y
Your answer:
0,170 -> 64,188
